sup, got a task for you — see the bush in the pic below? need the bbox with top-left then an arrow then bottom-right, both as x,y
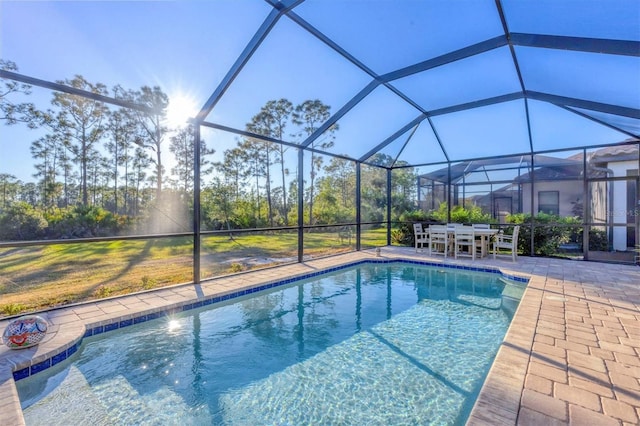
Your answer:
506,212 -> 600,256
0,202 -> 47,241
391,228 -> 404,244
433,203 -> 493,224
229,263 -> 243,273
46,205 -> 124,238
586,228 -> 609,251
95,286 -> 113,298
141,275 -> 157,290
394,210 -> 439,246
1,303 -> 27,316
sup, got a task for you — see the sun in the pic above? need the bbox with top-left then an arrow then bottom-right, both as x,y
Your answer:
166,94 -> 198,128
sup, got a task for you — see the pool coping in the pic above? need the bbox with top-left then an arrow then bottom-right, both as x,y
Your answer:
1,248 -> 639,425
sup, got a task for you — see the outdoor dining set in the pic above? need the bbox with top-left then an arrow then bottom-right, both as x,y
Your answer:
413,223 -> 520,262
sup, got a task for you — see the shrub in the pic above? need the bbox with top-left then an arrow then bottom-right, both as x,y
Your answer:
391,229 -> 404,244
583,228 -> 609,252
433,202 -> 493,224
1,303 -> 27,316
95,286 -> 113,298
0,202 -> 47,240
394,210 -> 438,246
46,205 -> 123,238
506,213 -> 605,256
141,275 -> 157,290
229,263 -> 243,273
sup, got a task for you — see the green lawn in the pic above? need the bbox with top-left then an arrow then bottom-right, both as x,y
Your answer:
0,228 -> 388,316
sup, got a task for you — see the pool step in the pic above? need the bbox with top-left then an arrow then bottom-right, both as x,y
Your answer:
23,366 -> 115,426
91,374 -> 211,424
24,367 -> 211,425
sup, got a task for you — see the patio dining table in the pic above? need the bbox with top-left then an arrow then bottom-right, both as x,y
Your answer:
424,224 -> 500,257
426,225 -> 500,258
470,227 -> 500,258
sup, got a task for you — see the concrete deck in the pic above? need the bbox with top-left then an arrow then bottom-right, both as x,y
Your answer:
1,247 -> 638,425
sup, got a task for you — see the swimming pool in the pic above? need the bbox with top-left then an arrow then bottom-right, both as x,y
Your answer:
17,262 -> 526,425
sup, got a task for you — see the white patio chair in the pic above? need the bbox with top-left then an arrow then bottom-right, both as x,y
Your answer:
446,224 -> 463,251
493,225 -> 520,262
413,223 -> 430,253
454,225 -> 475,260
429,225 -> 448,258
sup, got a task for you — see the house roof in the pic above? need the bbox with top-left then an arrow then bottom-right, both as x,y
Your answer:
589,141 -> 639,164
418,153 -> 589,184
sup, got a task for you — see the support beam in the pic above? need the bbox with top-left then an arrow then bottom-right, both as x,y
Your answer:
495,0 -> 528,95
582,148 -> 590,260
196,7 -> 283,121
358,114 -> 427,162
356,162 -> 362,251
199,120 -> 357,162
301,80 -> 380,148
524,98 -> 535,154
562,106 -> 640,139
298,148 -> 304,262
200,120 -> 300,149
530,154 -> 536,256
510,33 -> 640,57
284,10 -> 379,79
0,70 -> 155,113
392,122 -> 421,166
426,116 -> 450,162
526,91 -> 640,119
386,168 -> 392,246
380,36 -> 508,83
447,163 -> 452,222
193,124 -> 202,283
428,92 -> 524,117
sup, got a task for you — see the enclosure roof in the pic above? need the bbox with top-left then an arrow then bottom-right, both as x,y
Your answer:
2,0 -> 639,169
195,0 -> 640,168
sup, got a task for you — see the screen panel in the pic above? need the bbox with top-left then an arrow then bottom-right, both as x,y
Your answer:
295,0 -> 503,74
503,0 -> 640,41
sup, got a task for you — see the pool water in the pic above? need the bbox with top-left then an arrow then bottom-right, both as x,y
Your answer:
17,262 -> 525,425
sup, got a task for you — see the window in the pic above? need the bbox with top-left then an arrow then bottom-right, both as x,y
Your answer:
538,191 -> 559,215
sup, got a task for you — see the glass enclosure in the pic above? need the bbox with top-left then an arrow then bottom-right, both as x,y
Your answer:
1,0 -> 638,316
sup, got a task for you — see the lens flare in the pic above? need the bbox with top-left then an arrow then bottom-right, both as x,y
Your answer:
166,94 -> 197,127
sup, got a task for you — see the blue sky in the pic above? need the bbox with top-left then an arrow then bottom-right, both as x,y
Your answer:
0,1 -> 270,179
1,0 -> 638,182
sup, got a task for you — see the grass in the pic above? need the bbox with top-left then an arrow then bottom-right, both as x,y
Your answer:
0,228 -> 388,317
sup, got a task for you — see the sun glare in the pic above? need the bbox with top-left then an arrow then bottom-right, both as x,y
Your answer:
166,94 -> 198,128
167,319 -> 182,332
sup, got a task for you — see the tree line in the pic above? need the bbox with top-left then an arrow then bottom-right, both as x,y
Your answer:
0,60 -> 418,241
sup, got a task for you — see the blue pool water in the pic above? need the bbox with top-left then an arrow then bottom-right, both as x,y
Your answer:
17,262 -> 525,425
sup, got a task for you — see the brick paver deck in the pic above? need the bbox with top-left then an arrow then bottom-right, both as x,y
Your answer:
1,247 -> 638,425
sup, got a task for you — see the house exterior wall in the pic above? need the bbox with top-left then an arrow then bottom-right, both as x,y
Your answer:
522,180 -> 583,218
